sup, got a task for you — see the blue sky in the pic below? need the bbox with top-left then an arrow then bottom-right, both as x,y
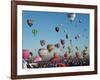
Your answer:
22,10 -> 90,55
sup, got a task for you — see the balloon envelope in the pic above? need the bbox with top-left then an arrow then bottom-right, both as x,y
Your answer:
33,55 -> 42,62
23,49 -> 30,60
55,43 -> 60,48
38,48 -> 48,57
64,52 -> 68,58
75,46 -> 78,50
75,34 -> 80,39
79,20 -> 81,23
32,29 -> 37,36
53,53 -> 59,58
66,34 -> 69,39
64,29 -> 67,33
67,13 -> 76,22
58,24 -> 63,27
55,27 -> 59,32
67,46 -> 71,53
40,40 -> 46,46
60,39 -> 65,45
27,19 -> 33,27
47,44 -> 55,52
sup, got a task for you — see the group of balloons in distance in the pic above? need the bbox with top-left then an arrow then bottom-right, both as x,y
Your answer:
27,13 -> 78,36
26,13 -> 81,52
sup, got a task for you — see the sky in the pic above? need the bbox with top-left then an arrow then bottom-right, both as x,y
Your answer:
22,10 -> 90,55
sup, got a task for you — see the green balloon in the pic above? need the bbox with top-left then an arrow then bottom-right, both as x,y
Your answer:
66,34 -> 69,39
32,29 -> 37,36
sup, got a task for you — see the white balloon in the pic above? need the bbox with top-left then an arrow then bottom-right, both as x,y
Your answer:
68,13 -> 76,22
38,48 -> 48,56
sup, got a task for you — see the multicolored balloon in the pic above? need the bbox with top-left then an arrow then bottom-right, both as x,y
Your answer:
40,40 -> 46,46
67,13 -> 76,22
33,55 -> 42,62
27,19 -> 33,27
38,48 -> 48,57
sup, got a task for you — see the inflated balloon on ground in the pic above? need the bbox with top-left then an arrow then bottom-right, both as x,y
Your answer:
38,48 -> 48,57
47,44 -> 55,52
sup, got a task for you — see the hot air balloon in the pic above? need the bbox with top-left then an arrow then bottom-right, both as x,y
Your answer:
75,46 -> 78,51
32,29 -> 37,36
47,44 -> 55,52
75,34 -> 80,40
64,29 -> 67,33
64,52 -> 68,58
75,36 -> 78,39
53,52 -> 59,58
38,48 -> 48,57
60,39 -> 65,45
27,19 -> 33,27
23,49 -> 30,60
40,40 -> 46,46
67,13 -> 76,22
79,20 -> 81,23
33,55 -> 42,62
67,46 -> 71,54
49,52 -> 60,64
77,34 -> 80,38
83,52 -> 87,56
55,27 -> 59,32
55,43 -> 60,48
66,34 -> 69,39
